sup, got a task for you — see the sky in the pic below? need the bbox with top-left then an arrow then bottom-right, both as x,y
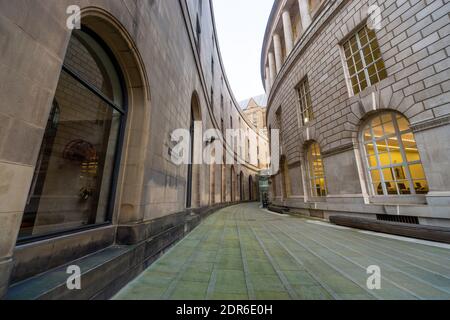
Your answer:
213,0 -> 274,102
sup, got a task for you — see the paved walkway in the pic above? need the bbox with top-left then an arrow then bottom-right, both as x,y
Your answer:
114,203 -> 450,300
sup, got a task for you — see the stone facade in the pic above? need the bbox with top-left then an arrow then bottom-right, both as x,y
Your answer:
262,1 -> 450,224
0,0 -> 268,298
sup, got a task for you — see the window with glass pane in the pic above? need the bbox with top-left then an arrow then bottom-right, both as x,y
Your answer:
307,142 -> 327,197
362,112 -> 429,197
343,25 -> 387,95
296,77 -> 314,126
19,28 -> 125,240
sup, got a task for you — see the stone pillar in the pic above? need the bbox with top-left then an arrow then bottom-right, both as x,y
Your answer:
268,52 -> 276,85
273,34 -> 283,73
282,11 -> 294,55
265,66 -> 272,92
298,0 -> 312,31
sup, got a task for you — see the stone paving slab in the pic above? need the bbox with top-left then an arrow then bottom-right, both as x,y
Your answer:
113,204 -> 450,300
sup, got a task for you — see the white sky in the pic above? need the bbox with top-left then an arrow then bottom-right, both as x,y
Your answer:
213,0 -> 274,102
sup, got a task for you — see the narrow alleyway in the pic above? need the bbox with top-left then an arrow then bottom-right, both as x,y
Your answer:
114,203 -> 450,300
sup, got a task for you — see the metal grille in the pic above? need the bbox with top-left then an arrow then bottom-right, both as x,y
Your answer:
377,214 -> 420,225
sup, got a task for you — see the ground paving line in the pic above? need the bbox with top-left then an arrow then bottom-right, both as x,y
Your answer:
160,212 -> 221,299
271,220 -> 422,300
287,215 -> 450,273
268,222 -> 380,300
206,211 -> 228,300
257,219 -> 342,300
313,220 -> 450,264
244,214 -> 299,300
282,220 -> 450,296
294,220 -> 450,280
344,229 -> 450,269
236,207 -> 256,299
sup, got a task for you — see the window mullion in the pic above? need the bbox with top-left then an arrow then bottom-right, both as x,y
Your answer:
356,33 -> 370,87
394,117 -> 416,195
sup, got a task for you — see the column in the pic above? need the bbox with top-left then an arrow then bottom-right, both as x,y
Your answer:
282,11 -> 294,55
266,67 -> 272,93
268,52 -> 276,85
273,34 -> 283,73
298,0 -> 312,31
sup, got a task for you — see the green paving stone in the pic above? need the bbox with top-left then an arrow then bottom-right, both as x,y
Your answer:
214,270 -> 247,294
293,285 -> 334,300
114,203 -> 450,300
217,255 -> 244,270
115,284 -> 167,300
139,272 -> 176,288
210,292 -> 249,300
254,291 -> 291,300
169,281 -> 209,300
246,260 -> 277,276
250,275 -> 287,292
283,271 -> 318,286
181,270 -> 212,283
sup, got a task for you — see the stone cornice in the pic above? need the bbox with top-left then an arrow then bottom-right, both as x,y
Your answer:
410,115 -> 450,133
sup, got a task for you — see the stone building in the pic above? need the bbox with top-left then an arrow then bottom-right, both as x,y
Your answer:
263,1 -> 450,224
0,0 -> 268,299
241,95 -> 268,133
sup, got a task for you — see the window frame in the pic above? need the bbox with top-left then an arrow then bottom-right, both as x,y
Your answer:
306,142 -> 327,198
295,77 -> 314,127
360,112 -> 428,198
341,24 -> 387,96
18,26 -> 128,245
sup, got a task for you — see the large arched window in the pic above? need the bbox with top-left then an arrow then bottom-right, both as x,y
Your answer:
19,27 -> 126,240
306,142 -> 327,197
362,112 -> 429,196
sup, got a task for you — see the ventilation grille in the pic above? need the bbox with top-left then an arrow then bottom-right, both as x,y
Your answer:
376,214 -> 419,225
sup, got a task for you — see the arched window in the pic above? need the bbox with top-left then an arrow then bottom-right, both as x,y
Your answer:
306,142 -> 327,197
19,27 -> 126,240
362,112 -> 429,196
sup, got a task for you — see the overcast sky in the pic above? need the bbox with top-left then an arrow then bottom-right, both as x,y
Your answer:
213,0 -> 274,102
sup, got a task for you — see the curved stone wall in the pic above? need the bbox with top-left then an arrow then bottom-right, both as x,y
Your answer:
261,0 -> 450,226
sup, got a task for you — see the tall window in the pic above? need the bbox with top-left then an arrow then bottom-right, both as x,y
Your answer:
362,112 -> 429,196
296,77 -> 313,126
19,28 -> 125,240
342,24 -> 387,95
306,142 -> 327,197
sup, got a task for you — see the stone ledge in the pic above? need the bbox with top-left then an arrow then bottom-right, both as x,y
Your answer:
116,203 -> 233,245
329,215 -> 450,244
12,226 -> 116,284
5,203 -> 234,300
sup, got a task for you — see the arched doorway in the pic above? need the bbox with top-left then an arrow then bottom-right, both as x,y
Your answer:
187,92 -> 202,208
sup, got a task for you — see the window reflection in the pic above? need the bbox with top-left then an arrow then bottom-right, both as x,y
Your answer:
307,142 -> 327,197
19,29 -> 125,239
362,113 -> 429,196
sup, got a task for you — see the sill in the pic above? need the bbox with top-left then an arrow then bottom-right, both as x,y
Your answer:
16,222 -> 113,246
369,195 -> 427,206
307,197 -> 327,203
